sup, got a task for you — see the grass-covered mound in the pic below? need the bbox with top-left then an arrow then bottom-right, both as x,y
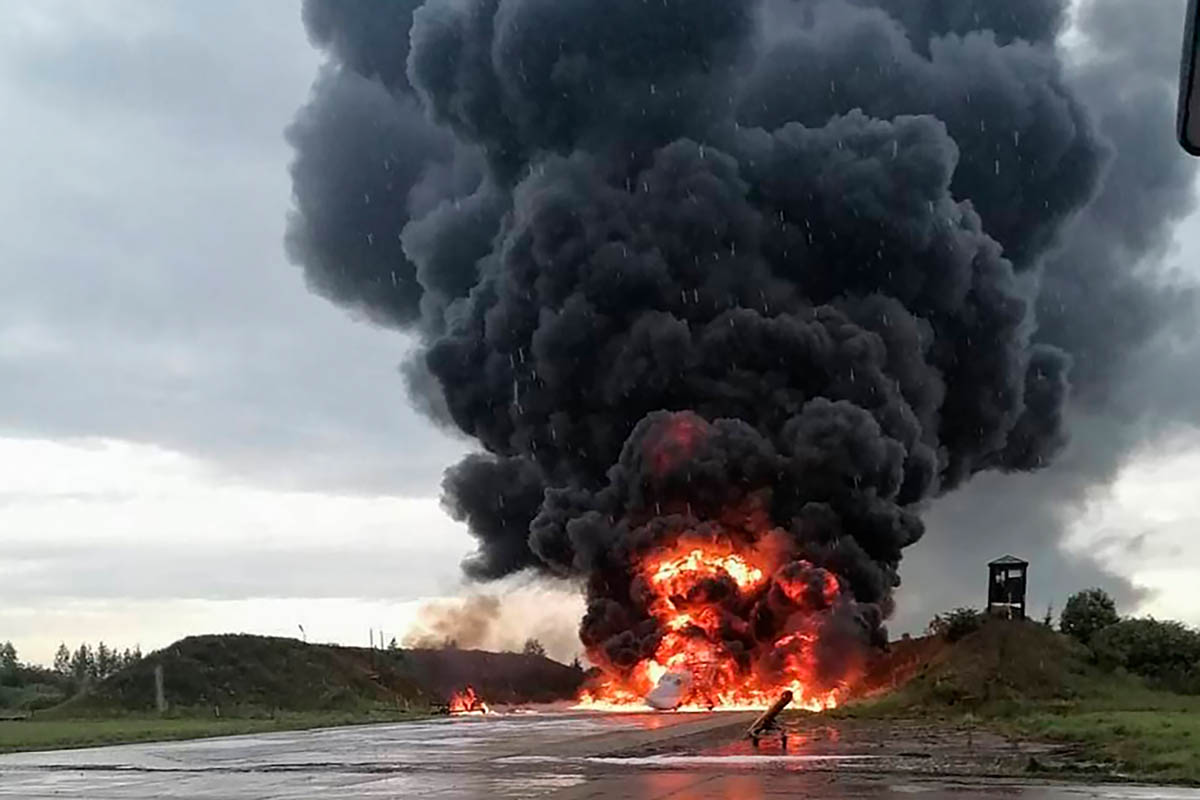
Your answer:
44,634 -> 582,717
841,618 -> 1200,784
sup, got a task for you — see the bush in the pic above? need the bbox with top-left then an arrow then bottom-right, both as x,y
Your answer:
928,608 -> 984,642
1091,617 -> 1200,693
1060,588 -> 1119,644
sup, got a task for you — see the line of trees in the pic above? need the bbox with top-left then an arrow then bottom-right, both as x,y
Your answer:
1059,589 -> 1200,693
1,640 -> 145,712
52,642 -> 143,685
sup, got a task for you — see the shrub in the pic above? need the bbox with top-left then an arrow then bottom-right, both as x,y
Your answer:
928,608 -> 984,642
1091,617 -> 1200,693
1060,588 -> 1119,644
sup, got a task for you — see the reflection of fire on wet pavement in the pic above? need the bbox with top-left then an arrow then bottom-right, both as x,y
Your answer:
622,714 -> 1077,780
2,712 -> 1198,799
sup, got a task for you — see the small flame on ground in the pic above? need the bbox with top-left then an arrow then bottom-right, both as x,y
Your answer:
449,685 -> 491,715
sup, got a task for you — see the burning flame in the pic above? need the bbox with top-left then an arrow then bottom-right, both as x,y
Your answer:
448,685 -> 491,715
576,539 -> 848,712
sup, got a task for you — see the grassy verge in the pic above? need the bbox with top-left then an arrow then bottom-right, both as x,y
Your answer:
1010,708 -> 1200,785
0,710 -> 431,754
833,683 -> 1200,784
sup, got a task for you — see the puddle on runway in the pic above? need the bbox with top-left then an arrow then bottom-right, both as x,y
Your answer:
494,753 -> 879,770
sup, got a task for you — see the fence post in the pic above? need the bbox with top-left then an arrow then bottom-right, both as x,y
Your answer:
154,664 -> 167,714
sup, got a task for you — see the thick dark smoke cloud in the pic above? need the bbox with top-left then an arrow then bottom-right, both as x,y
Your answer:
301,0 -> 423,93
287,0 -> 498,334
409,0 -> 754,180
858,0 -> 1067,51
285,66 -> 452,327
285,0 -> 1198,661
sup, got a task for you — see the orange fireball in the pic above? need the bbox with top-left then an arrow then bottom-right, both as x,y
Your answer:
576,537 -> 852,712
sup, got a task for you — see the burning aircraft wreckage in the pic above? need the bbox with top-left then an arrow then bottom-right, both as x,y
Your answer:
288,0 -> 1109,711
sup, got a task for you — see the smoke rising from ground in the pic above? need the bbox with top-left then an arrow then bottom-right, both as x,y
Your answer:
287,0 -> 1198,659
402,590 -> 583,662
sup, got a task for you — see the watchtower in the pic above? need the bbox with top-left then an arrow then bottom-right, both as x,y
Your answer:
987,555 -> 1028,620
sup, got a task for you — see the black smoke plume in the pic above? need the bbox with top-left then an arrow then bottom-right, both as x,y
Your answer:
286,0 -> 1196,672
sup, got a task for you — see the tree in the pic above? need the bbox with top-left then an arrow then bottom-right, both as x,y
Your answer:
53,644 -> 71,675
70,643 -> 95,684
1091,618 -> 1200,692
0,641 -> 17,685
115,646 -> 142,670
95,642 -> 114,680
1060,588 -> 1119,644
522,638 -> 546,658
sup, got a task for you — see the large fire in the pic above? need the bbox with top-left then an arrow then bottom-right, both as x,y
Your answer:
576,537 -> 852,712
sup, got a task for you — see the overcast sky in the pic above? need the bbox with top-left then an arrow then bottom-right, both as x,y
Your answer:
1,0 -> 1198,666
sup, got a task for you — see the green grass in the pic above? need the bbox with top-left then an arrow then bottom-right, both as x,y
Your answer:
1011,705 -> 1200,785
0,710 -> 430,754
827,689 -> 1200,784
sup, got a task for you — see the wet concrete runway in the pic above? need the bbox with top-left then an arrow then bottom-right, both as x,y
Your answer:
1,712 -> 1198,799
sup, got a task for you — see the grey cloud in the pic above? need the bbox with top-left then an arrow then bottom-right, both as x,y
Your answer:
0,0 -> 468,497
0,543 -> 467,601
